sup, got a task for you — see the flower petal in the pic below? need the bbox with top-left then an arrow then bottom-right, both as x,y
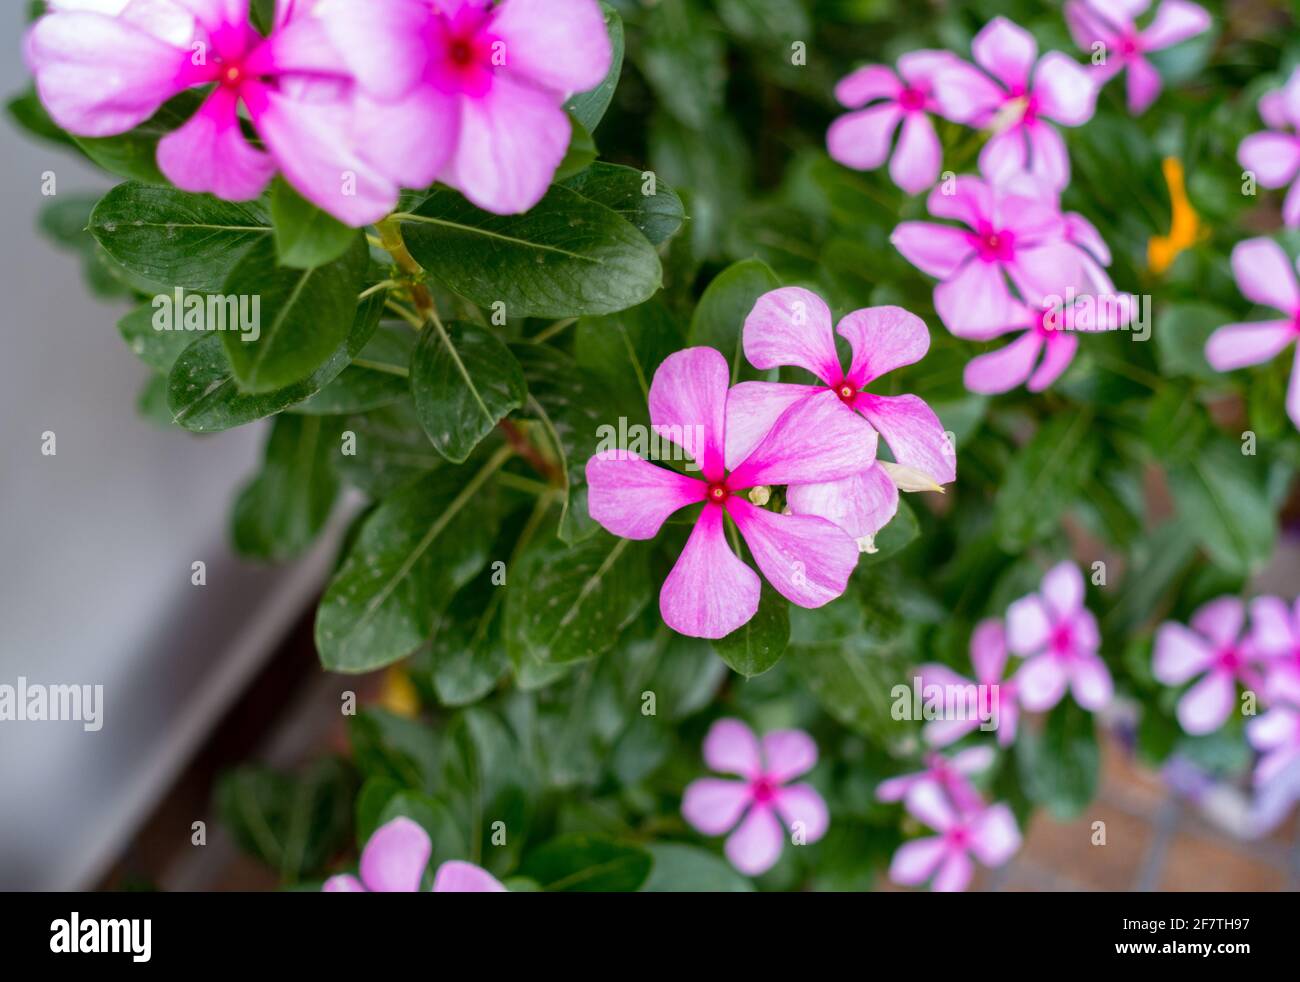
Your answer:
491,0 -> 613,97
432,860 -> 508,892
1033,51 -> 1096,126
702,718 -> 762,777
969,803 -> 1021,866
352,85 -> 459,190
660,505 -> 761,639
904,782 -> 956,832
833,63 -> 902,107
727,500 -> 858,609
889,112 -> 943,195
1125,54 -> 1163,114
649,347 -> 730,483
681,777 -> 752,835
930,59 -> 1004,124
1026,121 -> 1072,190
1007,593 -> 1052,655
359,816 -> 431,893
1041,562 -> 1084,619
585,451 -> 707,540
1141,0 -> 1211,51
1230,238 -> 1300,314
1249,595 -> 1298,655
1015,653 -> 1069,711
827,104 -> 903,172
157,87 -> 276,201
785,464 -> 900,539
1191,596 -> 1245,649
1205,321 -> 1296,373
932,850 -> 975,892
322,873 -> 365,892
855,393 -> 956,485
723,383 -> 820,474
971,619 -> 1009,684
1153,622 -> 1215,684
1238,132 -> 1300,189
926,175 -> 993,227
964,331 -> 1043,394
889,836 -> 948,885
934,259 -> 1015,337
774,783 -> 829,842
891,222 -> 976,279
1027,331 -> 1078,390
972,17 -> 1038,91
761,730 -> 818,781
741,287 -> 842,384
1177,669 -> 1235,735
727,388 -> 877,490
1070,655 -> 1114,711
725,804 -> 784,876
839,304 -> 931,386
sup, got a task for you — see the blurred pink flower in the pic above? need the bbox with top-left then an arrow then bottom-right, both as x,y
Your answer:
1247,706 -> 1300,788
932,17 -> 1096,190
1250,595 -> 1300,704
877,746 -> 993,812
1204,238 -> 1300,430
891,175 -> 1090,336
1239,69 -> 1300,227
1007,562 -> 1113,713
25,0 -> 400,224
918,619 -> 1022,748
1065,0 -> 1211,115
728,289 -> 954,542
585,347 -> 873,639
827,51 -> 962,195
682,718 -> 828,876
322,817 -> 506,892
1154,597 -> 1266,735
888,783 -> 1021,892
319,0 -> 611,214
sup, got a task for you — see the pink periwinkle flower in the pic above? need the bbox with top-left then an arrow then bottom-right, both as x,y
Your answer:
25,0 -> 408,225
918,620 -> 1021,748
1154,597 -> 1266,735
1065,0 -> 1211,115
1006,562 -> 1113,713
318,0 -> 611,214
681,718 -> 829,876
1239,68 -> 1300,227
1204,238 -> 1300,430
888,783 -> 1021,892
585,347 -> 875,639
932,17 -> 1097,190
322,816 -> 506,892
828,51 -> 964,195
1250,595 -> 1300,705
876,746 -> 993,813
726,289 -> 955,543
891,175 -> 1092,337
1247,706 -> 1300,787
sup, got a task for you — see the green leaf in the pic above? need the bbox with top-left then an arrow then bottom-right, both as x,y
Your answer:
564,3 -> 624,131
640,0 -> 727,130
269,178 -> 359,269
1016,701 -> 1100,820
1155,302 -> 1232,382
74,91 -> 205,183
336,400 -> 445,498
520,835 -> 652,892
6,87 -> 77,149
689,258 -> 781,383
574,298 -> 685,411
167,293 -> 383,432
232,414 -> 345,562
861,499 -> 920,564
349,709 -> 442,792
314,452 -> 505,673
515,343 -> 622,543
1168,440 -> 1275,576
712,583 -> 789,677
90,182 -> 271,292
994,412 -> 1100,551
293,325 -> 412,416
563,163 -> 685,246
505,532 -> 651,667
221,235 -> 368,392
641,843 -> 755,891
410,321 -> 527,464
554,116 -> 598,182
399,184 -> 662,318
117,304 -> 196,373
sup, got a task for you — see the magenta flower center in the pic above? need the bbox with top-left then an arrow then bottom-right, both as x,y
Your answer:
971,225 -> 1016,263
1049,620 -> 1074,656
898,86 -> 927,112
944,825 -> 971,848
1217,646 -> 1243,673
1119,35 -> 1141,58
220,63 -> 246,89
707,482 -> 729,504
750,775 -> 779,804
429,8 -> 500,96
832,381 -> 857,404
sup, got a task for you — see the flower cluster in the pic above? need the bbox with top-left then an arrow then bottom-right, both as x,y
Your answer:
25,0 -> 611,223
585,289 -> 953,640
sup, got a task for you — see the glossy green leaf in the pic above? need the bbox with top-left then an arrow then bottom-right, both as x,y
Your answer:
563,163 -> 685,246
712,583 -> 789,677
269,178 -> 360,270
563,3 -> 624,132
520,835 -> 652,892
117,303 -> 196,373
293,325 -> 412,416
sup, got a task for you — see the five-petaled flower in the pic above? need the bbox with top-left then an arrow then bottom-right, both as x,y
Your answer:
1204,238 -> 1300,431
931,16 -> 1097,190
1154,597 -> 1266,735
728,289 -> 955,544
888,783 -> 1021,892
585,346 -> 875,639
918,620 -> 1022,748
1006,562 -> 1113,713
323,816 -> 506,892
1065,0 -> 1211,115
681,718 -> 828,876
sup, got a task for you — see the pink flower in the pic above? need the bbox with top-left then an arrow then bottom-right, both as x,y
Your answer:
322,817 -> 506,892
319,0 -> 611,215
888,783 -> 1020,892
681,719 -> 828,876
891,175 -> 1090,336
918,620 -> 1022,748
1240,68 -> 1300,227
585,347 -> 874,639
726,290 -> 954,543
1247,706 -> 1300,787
1204,239 -> 1300,430
1250,595 -> 1300,705
1006,562 -> 1113,713
1065,0 -> 1211,115
25,0 -> 401,225
1154,597 -> 1266,735
827,51 -> 961,195
876,746 -> 993,813
932,17 -> 1097,190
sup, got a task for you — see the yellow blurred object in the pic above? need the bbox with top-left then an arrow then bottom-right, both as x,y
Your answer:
1147,156 -> 1206,275
379,665 -> 421,718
